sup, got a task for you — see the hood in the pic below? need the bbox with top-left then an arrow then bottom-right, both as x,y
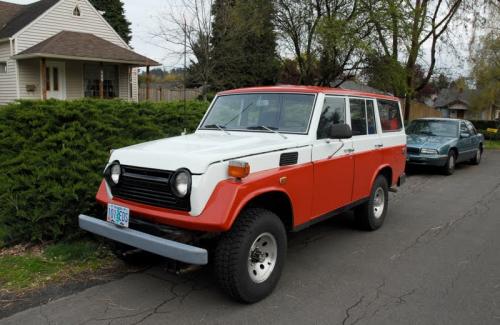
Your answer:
406,134 -> 455,150
109,132 -> 306,174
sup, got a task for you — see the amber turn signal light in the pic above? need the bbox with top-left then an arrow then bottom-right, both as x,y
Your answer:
228,160 -> 250,179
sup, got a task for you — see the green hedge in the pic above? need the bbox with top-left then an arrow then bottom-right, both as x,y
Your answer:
0,99 -> 209,245
469,120 -> 500,130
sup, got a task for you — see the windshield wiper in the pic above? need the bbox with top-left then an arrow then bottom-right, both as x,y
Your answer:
204,124 -> 230,135
247,125 -> 288,139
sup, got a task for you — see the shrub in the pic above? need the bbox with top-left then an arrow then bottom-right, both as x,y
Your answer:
0,99 -> 209,245
469,120 -> 500,130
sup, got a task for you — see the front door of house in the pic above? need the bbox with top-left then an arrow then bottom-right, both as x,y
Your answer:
45,61 -> 66,99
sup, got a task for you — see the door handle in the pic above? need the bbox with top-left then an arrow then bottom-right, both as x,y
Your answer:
374,144 -> 384,148
344,148 -> 355,153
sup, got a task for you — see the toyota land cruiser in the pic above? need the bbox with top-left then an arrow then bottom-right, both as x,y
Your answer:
79,86 -> 406,303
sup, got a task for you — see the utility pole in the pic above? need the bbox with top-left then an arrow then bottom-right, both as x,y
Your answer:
182,17 -> 187,135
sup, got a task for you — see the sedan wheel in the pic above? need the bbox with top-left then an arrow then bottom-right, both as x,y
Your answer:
443,151 -> 456,175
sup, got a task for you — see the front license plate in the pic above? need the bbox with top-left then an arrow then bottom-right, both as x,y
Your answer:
107,204 -> 130,227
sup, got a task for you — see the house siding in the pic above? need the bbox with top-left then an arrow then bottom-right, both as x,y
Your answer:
118,65 -> 129,101
18,58 -> 40,99
16,0 -> 128,53
66,60 -> 83,99
0,41 -> 17,105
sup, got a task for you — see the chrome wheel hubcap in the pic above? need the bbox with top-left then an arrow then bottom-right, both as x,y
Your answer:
373,187 -> 385,219
248,232 -> 277,283
449,155 -> 455,169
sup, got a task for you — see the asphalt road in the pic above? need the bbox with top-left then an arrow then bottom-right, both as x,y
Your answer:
2,151 -> 500,325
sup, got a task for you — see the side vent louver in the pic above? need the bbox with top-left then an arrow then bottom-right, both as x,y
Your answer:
280,152 -> 298,166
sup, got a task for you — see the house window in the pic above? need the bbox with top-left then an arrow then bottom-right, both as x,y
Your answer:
0,62 -> 6,74
84,63 -> 119,98
73,6 -> 81,16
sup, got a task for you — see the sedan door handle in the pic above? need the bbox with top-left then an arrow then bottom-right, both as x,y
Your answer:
374,144 -> 384,148
344,148 -> 355,153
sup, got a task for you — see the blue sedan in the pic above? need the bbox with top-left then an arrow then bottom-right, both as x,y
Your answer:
406,118 -> 484,175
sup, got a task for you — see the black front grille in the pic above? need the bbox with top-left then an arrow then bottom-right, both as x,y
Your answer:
110,165 -> 190,211
407,147 -> 420,155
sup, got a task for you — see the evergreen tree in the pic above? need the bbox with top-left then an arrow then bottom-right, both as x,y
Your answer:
211,0 -> 279,89
89,0 -> 132,44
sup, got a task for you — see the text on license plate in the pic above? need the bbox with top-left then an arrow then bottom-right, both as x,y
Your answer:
107,204 -> 130,227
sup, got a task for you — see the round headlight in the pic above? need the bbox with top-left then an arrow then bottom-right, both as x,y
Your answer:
110,163 -> 121,184
171,169 -> 191,198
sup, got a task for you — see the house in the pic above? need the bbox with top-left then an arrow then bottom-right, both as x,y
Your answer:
433,88 -> 498,120
0,0 -> 159,105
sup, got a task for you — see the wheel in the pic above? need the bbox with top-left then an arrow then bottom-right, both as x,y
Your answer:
470,146 -> 482,165
354,175 -> 389,231
443,150 -> 456,175
214,208 -> 287,303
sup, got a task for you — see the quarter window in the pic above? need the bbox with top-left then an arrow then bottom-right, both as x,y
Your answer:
317,97 -> 346,139
0,62 -> 6,74
378,100 -> 402,132
349,98 -> 377,136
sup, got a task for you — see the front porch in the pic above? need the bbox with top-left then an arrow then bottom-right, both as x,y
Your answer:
12,31 -> 159,102
17,58 -> 139,101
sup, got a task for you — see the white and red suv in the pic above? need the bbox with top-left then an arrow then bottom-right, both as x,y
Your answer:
79,86 -> 406,302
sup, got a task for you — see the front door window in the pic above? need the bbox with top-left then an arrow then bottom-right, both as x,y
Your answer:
46,61 -> 65,100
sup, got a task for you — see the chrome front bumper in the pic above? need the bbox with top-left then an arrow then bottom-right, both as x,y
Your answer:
78,215 -> 208,265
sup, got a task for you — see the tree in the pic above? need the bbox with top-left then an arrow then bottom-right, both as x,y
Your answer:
211,0 -> 279,89
89,0 -> 132,44
364,0 -> 464,120
151,0 -> 214,100
470,32 -> 500,116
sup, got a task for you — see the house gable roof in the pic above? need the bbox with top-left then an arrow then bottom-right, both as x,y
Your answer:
434,88 -> 477,108
0,0 -> 60,39
13,31 -> 159,66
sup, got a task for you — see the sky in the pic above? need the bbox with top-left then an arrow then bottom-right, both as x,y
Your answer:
7,0 -> 470,77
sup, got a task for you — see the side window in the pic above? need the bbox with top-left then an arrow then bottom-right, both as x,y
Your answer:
465,121 -> 477,135
317,96 -> 346,139
0,62 -> 6,74
350,98 -> 367,136
366,100 -> 377,135
460,122 -> 470,135
378,100 -> 403,132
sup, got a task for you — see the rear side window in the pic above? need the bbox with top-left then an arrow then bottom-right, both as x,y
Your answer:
349,98 -> 377,136
378,100 -> 402,132
317,96 -> 346,139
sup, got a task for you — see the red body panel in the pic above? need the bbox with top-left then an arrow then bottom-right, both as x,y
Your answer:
97,145 -> 406,232
311,155 -> 354,217
351,148 -> 383,202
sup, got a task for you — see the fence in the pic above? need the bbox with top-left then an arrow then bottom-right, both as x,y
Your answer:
138,87 -> 202,102
403,101 -> 442,121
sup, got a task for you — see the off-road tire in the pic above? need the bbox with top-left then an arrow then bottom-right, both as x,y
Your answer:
214,208 -> 287,303
443,150 -> 457,175
354,175 -> 389,231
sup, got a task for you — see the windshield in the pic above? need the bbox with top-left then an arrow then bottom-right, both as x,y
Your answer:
200,93 -> 316,134
406,120 -> 458,137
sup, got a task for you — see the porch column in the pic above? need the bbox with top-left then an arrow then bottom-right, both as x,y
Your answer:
40,58 -> 47,100
146,65 -> 150,101
99,62 -> 104,99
